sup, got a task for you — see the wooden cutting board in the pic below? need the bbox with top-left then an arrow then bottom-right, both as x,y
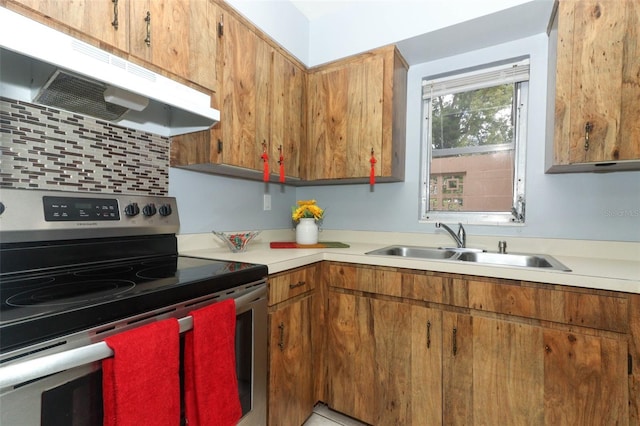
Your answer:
269,242 -> 350,249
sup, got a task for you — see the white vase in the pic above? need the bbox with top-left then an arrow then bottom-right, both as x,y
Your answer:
296,218 -> 319,245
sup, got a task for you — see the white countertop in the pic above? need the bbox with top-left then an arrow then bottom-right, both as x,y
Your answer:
178,230 -> 640,294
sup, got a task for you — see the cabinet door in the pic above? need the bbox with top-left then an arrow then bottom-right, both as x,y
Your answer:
129,0 -> 187,76
268,295 -> 314,426
270,52 -> 305,179
307,55 -> 384,180
442,312 -> 474,425
129,0 -> 217,90
12,0 -> 128,50
187,0 -> 220,91
444,314 -> 629,425
212,12 -> 271,172
543,327 -> 629,424
469,316 -> 545,425
327,292 -> 442,425
554,0 -> 640,164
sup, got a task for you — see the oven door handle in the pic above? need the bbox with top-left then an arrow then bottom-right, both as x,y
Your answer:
0,284 -> 266,390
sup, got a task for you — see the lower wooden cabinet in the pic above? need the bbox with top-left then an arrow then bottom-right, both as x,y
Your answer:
266,262 -> 638,425
444,314 -> 629,425
324,263 -> 634,426
327,292 -> 442,424
268,294 -> 314,426
267,264 -> 319,426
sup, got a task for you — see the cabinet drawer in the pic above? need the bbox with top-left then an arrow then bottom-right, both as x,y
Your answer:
268,264 -> 317,306
329,263 -> 402,298
468,279 -> 629,333
329,263 -> 449,304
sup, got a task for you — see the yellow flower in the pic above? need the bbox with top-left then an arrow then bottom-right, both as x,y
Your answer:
291,199 -> 324,222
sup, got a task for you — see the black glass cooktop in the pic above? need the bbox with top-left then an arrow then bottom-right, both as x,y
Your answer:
0,255 -> 267,354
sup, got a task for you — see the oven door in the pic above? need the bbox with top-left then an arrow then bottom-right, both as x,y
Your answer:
0,283 -> 267,426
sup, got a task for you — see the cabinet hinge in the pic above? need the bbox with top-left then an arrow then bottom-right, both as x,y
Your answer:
217,139 -> 223,154
629,354 -> 633,376
218,14 -> 224,37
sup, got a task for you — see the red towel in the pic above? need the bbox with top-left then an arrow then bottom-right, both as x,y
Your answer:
184,299 -> 242,426
102,319 -> 180,426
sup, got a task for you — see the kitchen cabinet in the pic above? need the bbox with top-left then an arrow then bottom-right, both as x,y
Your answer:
6,0 -> 219,91
269,53 -> 305,180
267,264 -> 318,426
171,6 -> 305,181
546,0 -> 640,172
171,13 -> 407,185
443,314 -> 628,425
324,262 -> 633,425
211,10 -> 272,173
327,291 -> 443,424
128,0 -> 219,91
7,0 -> 129,51
306,46 -> 407,183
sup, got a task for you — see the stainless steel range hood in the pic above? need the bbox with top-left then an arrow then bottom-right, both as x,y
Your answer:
0,7 -> 220,137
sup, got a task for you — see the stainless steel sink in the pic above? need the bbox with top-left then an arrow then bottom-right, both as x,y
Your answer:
366,245 -> 571,271
456,251 -> 571,271
366,245 -> 459,260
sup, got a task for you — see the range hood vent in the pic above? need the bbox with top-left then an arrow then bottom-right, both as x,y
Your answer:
0,7 -> 220,137
35,70 -> 130,121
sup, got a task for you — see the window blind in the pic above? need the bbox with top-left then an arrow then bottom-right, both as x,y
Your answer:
422,58 -> 530,99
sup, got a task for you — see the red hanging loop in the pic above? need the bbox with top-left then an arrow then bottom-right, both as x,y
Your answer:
369,148 -> 377,186
278,145 -> 285,183
261,143 -> 269,182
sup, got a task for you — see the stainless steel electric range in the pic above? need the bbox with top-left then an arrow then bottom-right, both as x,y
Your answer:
0,188 -> 268,426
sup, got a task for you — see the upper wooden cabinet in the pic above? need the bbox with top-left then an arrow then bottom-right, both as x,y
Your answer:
171,9 -> 305,181
270,53 -> 305,180
8,0 -> 129,51
546,0 -> 640,172
127,0 -> 219,91
305,46 -> 407,183
212,10 -> 272,173
6,0 -> 219,91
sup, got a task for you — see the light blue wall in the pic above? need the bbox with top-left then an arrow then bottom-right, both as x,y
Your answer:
170,2 -> 640,242
169,169 -> 297,234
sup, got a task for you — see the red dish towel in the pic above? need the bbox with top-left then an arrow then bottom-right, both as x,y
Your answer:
184,299 -> 242,426
102,318 -> 180,426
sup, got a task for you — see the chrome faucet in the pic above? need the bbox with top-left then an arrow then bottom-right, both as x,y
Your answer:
435,222 -> 466,248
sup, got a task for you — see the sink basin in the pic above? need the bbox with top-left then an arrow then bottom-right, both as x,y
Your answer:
366,245 -> 571,272
366,245 -> 458,260
456,251 -> 571,271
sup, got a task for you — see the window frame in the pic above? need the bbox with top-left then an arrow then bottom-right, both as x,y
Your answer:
419,58 -> 529,225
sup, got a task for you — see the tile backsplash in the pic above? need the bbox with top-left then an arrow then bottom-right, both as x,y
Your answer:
0,97 -> 169,195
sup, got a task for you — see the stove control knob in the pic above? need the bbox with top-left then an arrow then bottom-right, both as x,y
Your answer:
0,202 -> 5,216
124,203 -> 140,217
158,204 -> 172,217
142,203 -> 157,217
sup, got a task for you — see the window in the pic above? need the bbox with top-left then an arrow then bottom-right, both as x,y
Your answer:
420,58 -> 529,225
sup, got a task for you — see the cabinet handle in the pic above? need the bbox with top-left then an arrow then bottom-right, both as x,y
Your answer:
426,321 -> 431,349
144,11 -> 151,46
289,280 -> 306,289
217,139 -> 223,154
111,0 -> 119,29
218,14 -> 224,37
584,122 -> 593,151
452,327 -> 457,356
278,322 -> 285,351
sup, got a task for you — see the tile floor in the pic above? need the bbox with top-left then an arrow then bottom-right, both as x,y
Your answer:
303,404 -> 368,426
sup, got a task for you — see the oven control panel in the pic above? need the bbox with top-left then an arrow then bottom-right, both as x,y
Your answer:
0,188 -> 180,243
43,196 -> 120,221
